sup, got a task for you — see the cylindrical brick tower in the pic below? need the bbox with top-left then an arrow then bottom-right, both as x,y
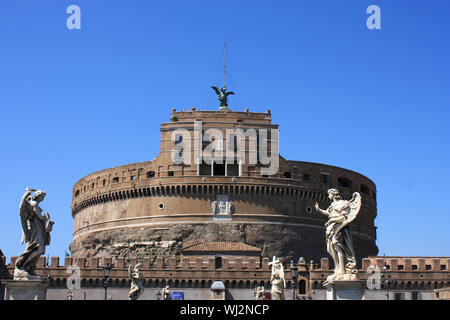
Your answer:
70,108 -> 378,264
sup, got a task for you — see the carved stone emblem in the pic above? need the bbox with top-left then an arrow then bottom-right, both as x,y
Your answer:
211,195 -> 234,220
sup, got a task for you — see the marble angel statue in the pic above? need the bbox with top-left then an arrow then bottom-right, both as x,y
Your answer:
254,286 -> 266,300
315,188 -> 361,283
269,256 -> 285,300
14,187 -> 54,280
162,285 -> 172,300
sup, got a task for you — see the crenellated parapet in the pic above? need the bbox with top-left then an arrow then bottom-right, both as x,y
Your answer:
2,256 -> 448,293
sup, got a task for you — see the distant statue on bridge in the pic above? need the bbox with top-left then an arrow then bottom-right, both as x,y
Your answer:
162,285 -> 172,300
128,263 -> 144,300
14,187 -> 54,280
269,256 -> 285,300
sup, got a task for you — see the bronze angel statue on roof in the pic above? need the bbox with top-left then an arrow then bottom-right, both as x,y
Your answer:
14,187 -> 54,280
211,86 -> 234,110
314,188 -> 361,283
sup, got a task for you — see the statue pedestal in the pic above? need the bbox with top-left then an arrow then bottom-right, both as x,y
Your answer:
1,280 -> 49,300
324,280 -> 365,300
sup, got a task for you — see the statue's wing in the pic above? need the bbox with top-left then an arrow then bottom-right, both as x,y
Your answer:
19,191 -> 32,244
226,91 -> 235,96
336,192 -> 361,234
211,86 -> 220,95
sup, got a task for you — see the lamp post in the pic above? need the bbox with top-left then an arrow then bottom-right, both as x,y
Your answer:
102,263 -> 111,301
156,290 -> 161,300
290,260 -> 298,301
382,255 -> 393,300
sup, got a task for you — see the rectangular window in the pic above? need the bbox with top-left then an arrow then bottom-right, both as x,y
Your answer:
199,161 -> 212,176
147,171 -> 155,178
398,265 -> 404,270
321,174 -> 328,184
213,163 -> 225,176
202,134 -> 211,149
283,172 -> 292,179
412,265 -> 418,270
227,163 -> 239,176
168,171 -> 174,177
228,134 -> 237,152
303,174 -> 310,181
131,175 -> 136,181
103,179 -> 106,186
112,177 -> 119,183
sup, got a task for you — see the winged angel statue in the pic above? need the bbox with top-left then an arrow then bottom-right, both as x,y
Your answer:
315,188 -> 361,283
211,86 -> 234,109
269,256 -> 285,300
14,187 -> 54,280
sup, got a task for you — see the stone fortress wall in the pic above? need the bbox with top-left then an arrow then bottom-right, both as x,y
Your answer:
70,108 -> 378,263
1,254 -> 448,300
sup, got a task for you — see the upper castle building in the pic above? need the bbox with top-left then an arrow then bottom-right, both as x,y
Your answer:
70,107 -> 378,264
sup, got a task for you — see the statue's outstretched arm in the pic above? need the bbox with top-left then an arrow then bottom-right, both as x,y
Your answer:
314,202 -> 329,216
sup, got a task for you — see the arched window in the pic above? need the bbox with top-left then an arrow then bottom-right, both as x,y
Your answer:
298,280 -> 306,294
313,281 -> 320,289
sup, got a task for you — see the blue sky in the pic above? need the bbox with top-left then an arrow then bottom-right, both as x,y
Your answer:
0,0 -> 449,262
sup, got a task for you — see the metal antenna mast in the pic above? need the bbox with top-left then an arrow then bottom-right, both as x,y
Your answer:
224,37 -> 227,89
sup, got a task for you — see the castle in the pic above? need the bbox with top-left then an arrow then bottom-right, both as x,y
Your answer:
1,107 -> 448,300
69,108 -> 378,263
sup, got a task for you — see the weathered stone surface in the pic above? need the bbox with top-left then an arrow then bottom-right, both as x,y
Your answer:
70,223 -> 376,265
